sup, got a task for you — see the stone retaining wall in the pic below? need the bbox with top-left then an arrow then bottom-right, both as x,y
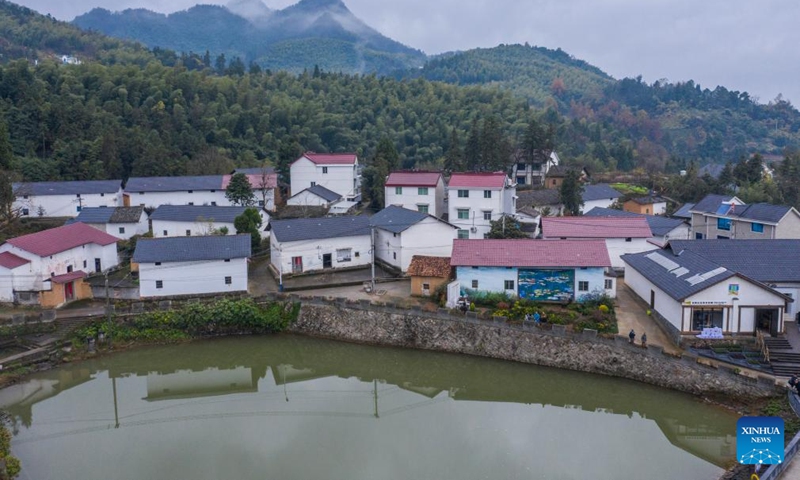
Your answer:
288,299 -> 780,401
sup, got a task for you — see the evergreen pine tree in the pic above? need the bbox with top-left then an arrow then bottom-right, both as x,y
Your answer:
443,128 -> 463,174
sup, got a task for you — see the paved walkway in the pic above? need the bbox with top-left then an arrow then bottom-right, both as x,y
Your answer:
615,280 -> 681,354
784,321 -> 800,352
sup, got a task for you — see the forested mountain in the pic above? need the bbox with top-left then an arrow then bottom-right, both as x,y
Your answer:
73,0 -> 426,75
402,44 -> 800,164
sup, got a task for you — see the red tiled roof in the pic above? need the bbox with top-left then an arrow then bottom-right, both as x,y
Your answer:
451,239 -> 610,268
50,271 -> 87,284
385,171 -> 442,187
0,252 -> 30,269
448,172 -> 508,189
6,223 -> 119,257
407,255 -> 451,277
541,217 -> 651,239
221,173 -> 277,189
297,152 -> 358,165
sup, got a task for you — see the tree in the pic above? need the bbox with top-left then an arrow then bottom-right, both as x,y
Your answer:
0,170 -> 21,233
0,121 -> 12,170
487,214 -> 529,239
443,128 -> 463,174
215,54 -> 226,75
363,137 -> 399,208
480,115 -> 510,171
560,170 -> 584,216
186,149 -> 235,175
234,207 -> 263,249
521,117 -> 554,166
225,172 -> 255,206
465,118 -> 482,171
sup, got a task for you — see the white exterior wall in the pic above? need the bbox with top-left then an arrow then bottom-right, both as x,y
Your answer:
683,278 -> 787,334
624,265 -> 684,331
774,283 -> 800,319
448,185 -> 516,239
375,218 -> 456,273
384,179 -> 445,217
605,238 -> 658,269
126,190 -> 228,209
286,190 -> 331,207
153,220 -> 236,238
0,243 -> 119,292
138,258 -> 248,298
0,265 -> 31,302
581,198 -> 617,214
456,266 -> 519,296
574,268 -> 614,300
290,157 -> 360,200
16,189 -> 123,218
653,202 -> 668,215
270,234 -> 371,276
87,213 -> 149,240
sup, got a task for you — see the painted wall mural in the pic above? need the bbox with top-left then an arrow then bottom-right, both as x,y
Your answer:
518,269 -> 574,302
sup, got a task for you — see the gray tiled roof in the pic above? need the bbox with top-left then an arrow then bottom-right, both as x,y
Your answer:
622,249 -> 735,301
690,194 -> 734,214
125,175 -> 223,192
668,240 -> 800,282
133,235 -> 251,263
584,207 -> 686,237
672,203 -> 695,219
13,180 -> 122,196
151,205 -> 247,223
734,203 -> 793,224
71,206 -> 144,224
270,215 -> 370,243
582,184 -> 621,202
233,167 -> 275,175
629,195 -> 667,205
305,184 -> 342,203
517,189 -> 561,208
370,206 -> 430,234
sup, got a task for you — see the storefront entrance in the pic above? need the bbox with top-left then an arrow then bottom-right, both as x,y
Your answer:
755,308 -> 780,336
692,308 -> 723,331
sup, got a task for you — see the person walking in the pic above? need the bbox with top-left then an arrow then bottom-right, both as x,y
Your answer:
628,329 -> 635,344
641,333 -> 647,347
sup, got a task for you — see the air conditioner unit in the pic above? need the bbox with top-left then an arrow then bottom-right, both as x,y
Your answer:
470,227 -> 478,233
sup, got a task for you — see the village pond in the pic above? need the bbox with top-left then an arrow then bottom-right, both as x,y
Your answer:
3,335 -> 738,480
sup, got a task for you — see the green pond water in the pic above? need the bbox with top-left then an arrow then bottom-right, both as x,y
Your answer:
2,335 -> 738,480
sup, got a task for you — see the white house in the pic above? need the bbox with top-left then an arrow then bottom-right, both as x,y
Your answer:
585,207 -> 690,247
541,216 -> 657,269
124,174 -> 277,210
451,239 -> 615,300
269,216 -> 371,282
289,152 -> 361,202
688,194 -> 800,240
13,180 -> 123,218
512,151 -> 560,186
68,206 -> 149,240
581,184 -> 622,213
133,235 -> 251,298
447,172 -> 516,240
370,205 -> 457,273
150,205 -> 269,238
286,184 -> 342,207
0,223 -> 120,306
622,248 -> 791,339
384,171 -> 445,217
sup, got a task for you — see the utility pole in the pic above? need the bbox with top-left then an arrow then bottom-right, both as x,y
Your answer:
373,379 -> 379,418
105,272 -> 112,348
370,225 -> 376,292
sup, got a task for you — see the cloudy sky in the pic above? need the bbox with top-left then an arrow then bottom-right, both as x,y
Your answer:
15,0 -> 800,105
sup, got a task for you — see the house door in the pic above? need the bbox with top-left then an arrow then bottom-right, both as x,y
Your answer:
323,253 -> 332,269
292,256 -> 303,274
650,290 -> 655,309
65,281 -> 74,300
94,258 -> 101,273
756,308 -> 780,336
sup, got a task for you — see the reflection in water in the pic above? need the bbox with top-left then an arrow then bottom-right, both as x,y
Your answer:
3,335 -> 736,480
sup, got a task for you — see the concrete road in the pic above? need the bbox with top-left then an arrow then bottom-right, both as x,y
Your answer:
615,280 -> 681,355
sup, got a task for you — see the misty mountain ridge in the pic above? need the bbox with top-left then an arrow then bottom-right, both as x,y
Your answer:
73,0 -> 425,74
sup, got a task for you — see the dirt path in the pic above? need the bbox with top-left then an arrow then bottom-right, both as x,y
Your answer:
615,280 -> 681,355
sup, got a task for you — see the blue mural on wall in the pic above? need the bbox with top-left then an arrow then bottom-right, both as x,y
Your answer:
518,269 -> 575,302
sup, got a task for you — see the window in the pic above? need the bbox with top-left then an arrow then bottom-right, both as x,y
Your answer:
22,208 -> 29,216
100,193 -> 105,197
457,209 -> 470,220
225,276 -> 232,285
155,262 -> 161,266
322,167 -> 328,174
418,187 -> 428,195
483,233 -> 490,239
163,230 -> 168,236
516,176 -> 526,185
504,280 -> 515,290
695,232 -> 704,239
483,190 -> 492,199
83,260 -> 87,268
336,248 -> 352,262
625,237 -> 632,242
645,208 -> 650,214
139,192 -> 145,195
156,280 -> 163,289
76,194 -> 81,198
417,204 -> 429,214
224,259 -> 231,262
211,202 -> 217,206
483,211 -> 492,221
751,222 -> 764,233
422,283 -> 430,291
22,195 -> 28,199
210,190 -> 216,193
186,230 -> 191,236
531,162 -> 541,171
355,252 -> 360,258
393,232 -> 397,238
517,163 -> 526,171
578,281 -> 589,292
717,218 -> 731,231
393,252 -> 397,260
311,181 -> 316,187
604,279 -> 613,290
188,190 -> 193,194
258,200 -> 265,207
458,189 -> 469,198
395,186 -> 402,195
471,280 -> 479,289
692,309 -> 723,331
188,202 -> 194,206
717,235 -> 729,240
457,229 -> 469,239
76,206 -> 82,212
67,265 -> 73,273
119,227 -> 125,234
